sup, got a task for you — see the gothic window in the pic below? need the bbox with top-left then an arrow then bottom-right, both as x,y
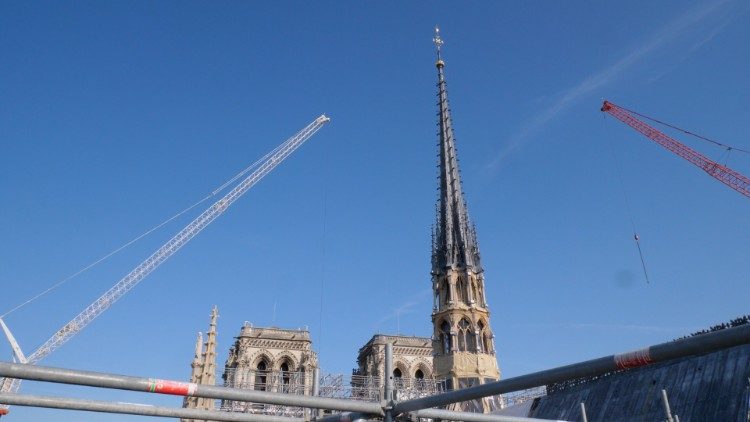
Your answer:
441,281 -> 450,305
457,276 -> 468,303
280,360 -> 291,389
440,320 -> 452,354
415,369 -> 424,379
393,368 -> 402,378
255,360 -> 268,391
457,318 -> 476,352
467,328 -> 477,353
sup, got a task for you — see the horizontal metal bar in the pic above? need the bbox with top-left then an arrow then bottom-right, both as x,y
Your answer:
0,392 -> 300,422
413,408 -> 567,422
0,362 -> 383,415
393,323 -> 750,414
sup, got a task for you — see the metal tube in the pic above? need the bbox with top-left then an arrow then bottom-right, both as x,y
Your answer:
661,389 -> 674,422
384,342 -> 394,402
412,408 -> 568,422
579,402 -> 588,422
393,323 -> 750,414
383,342 -> 394,422
0,362 -> 383,415
314,411 -> 380,422
0,392 -> 300,422
312,367 -> 321,419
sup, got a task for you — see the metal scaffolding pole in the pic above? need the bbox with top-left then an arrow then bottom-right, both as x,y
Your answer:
314,412 -> 380,422
392,323 -> 750,414
579,402 -> 588,422
411,408 -> 568,422
0,392 -> 300,422
383,342 -> 394,422
0,362 -> 383,415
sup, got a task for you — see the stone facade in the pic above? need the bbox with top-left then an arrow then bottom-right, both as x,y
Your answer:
218,324 -> 318,416
354,334 -> 433,381
353,334 -> 444,401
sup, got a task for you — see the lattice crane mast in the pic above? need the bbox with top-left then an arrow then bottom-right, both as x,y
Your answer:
601,100 -> 750,199
0,115 -> 330,408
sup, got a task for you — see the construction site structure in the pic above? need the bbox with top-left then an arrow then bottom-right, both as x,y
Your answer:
430,27 -> 501,412
601,100 -> 750,199
219,323 -> 318,417
353,334 -> 444,402
0,114 -> 331,413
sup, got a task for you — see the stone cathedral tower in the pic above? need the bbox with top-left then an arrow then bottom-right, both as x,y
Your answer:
429,28 -> 501,412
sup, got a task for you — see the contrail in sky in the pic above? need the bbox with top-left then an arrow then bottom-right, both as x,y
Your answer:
487,0 -> 740,170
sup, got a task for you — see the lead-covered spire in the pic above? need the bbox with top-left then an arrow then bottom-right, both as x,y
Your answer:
431,27 -> 482,273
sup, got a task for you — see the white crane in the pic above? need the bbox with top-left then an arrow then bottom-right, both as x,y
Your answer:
0,115 -> 330,411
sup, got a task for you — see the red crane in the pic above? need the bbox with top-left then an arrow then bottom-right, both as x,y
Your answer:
601,100 -> 750,199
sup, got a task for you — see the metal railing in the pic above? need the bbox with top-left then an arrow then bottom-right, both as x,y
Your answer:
0,323 -> 748,421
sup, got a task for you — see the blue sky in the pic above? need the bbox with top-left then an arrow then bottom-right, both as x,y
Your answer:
1,1 -> 749,420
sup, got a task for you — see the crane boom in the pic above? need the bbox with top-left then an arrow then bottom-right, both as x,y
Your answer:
0,115 -> 330,401
601,100 -> 750,199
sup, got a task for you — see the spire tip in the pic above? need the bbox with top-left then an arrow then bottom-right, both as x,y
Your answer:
433,26 -> 445,67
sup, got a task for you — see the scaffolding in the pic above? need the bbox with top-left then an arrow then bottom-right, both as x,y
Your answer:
220,369 -> 447,417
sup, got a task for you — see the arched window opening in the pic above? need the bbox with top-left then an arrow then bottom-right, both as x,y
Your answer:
457,277 -> 468,303
393,368 -> 402,378
440,321 -> 452,354
457,319 -> 474,352
280,360 -> 291,386
467,328 -> 477,353
255,360 -> 268,391
415,369 -> 424,379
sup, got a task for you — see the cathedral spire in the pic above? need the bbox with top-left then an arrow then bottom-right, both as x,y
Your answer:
183,307 -> 219,419
432,26 -> 482,274
429,28 -> 500,412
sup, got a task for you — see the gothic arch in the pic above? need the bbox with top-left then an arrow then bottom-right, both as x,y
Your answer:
250,351 -> 272,368
393,360 -> 408,377
413,359 -> 433,379
455,275 -> 464,303
274,353 -> 298,371
456,317 -> 477,352
438,319 -> 452,354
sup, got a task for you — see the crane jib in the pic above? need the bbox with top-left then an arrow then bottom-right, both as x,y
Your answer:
0,115 -> 330,404
601,101 -> 750,199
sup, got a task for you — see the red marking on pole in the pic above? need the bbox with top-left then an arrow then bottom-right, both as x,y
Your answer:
614,348 -> 652,369
146,379 -> 197,396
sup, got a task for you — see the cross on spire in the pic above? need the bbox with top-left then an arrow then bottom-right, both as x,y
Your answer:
433,26 -> 444,59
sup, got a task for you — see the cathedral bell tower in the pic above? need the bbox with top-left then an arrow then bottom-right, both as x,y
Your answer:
429,27 -> 501,412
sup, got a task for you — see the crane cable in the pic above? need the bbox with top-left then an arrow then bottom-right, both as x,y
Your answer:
603,113 -> 651,284
0,142 -> 287,319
